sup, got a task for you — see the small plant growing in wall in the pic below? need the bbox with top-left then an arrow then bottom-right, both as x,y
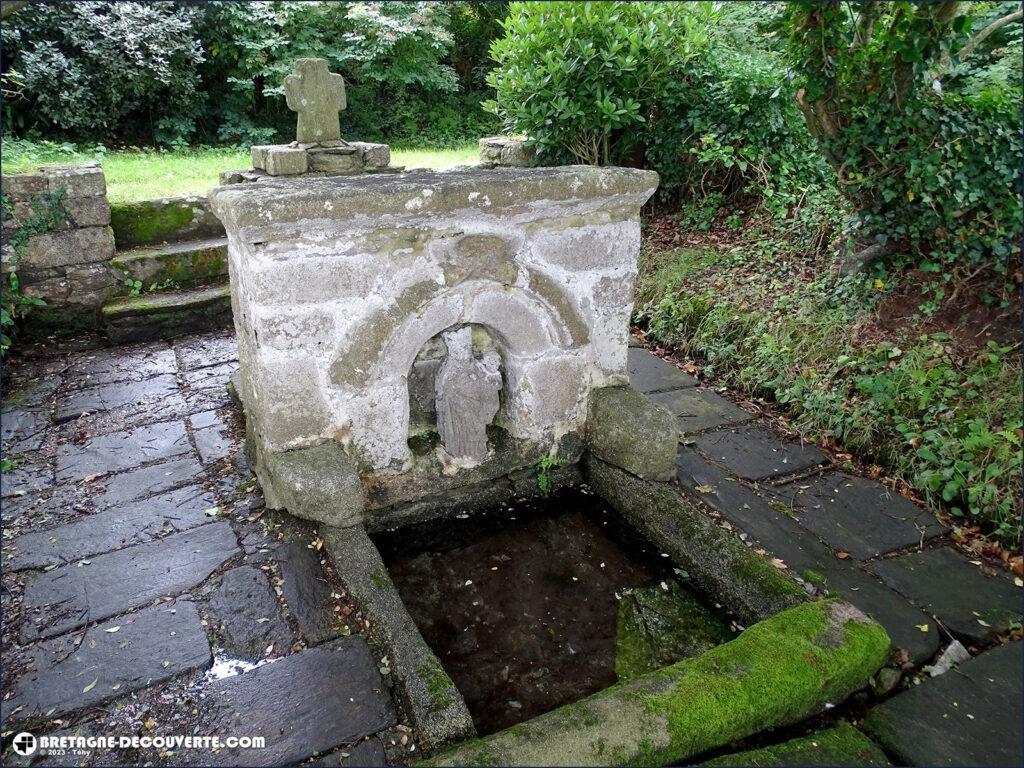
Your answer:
123,277 -> 143,296
536,454 -> 561,495
1,189 -> 66,353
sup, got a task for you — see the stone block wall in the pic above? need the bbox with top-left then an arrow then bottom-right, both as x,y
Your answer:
479,137 -> 537,168
210,166 -> 659,475
1,162 -> 117,328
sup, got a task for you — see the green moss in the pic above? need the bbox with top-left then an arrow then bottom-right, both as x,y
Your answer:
417,655 -> 456,709
703,722 -> 890,766
644,601 -> 890,764
369,563 -> 392,590
802,569 -> 826,585
730,553 -> 807,599
111,199 -> 196,248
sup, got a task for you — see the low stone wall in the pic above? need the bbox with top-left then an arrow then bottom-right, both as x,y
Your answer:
478,136 -> 537,168
110,195 -> 224,249
1,162 -> 117,330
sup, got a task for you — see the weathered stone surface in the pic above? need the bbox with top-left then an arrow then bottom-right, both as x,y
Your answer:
435,327 -> 501,464
110,195 -> 225,249
23,226 -> 115,269
870,547 -> 1022,645
55,373 -> 184,423
587,386 -> 677,481
646,387 -> 752,435
21,521 -> 238,641
197,638 -> 396,767
352,142 -> 390,168
308,148 -> 362,174
585,455 -> 807,626
478,136 -> 536,168
209,566 -> 293,660
261,442 -> 364,528
2,171 -> 49,197
92,456 -> 206,508
55,420 -> 191,482
279,539 -> 342,645
2,599 -> 210,721
285,58 -> 346,144
189,409 -> 234,464
265,147 -> 310,176
695,425 -> 828,481
67,345 -> 176,387
864,641 -> 1022,767
323,525 -> 474,751
704,723 -> 891,767
615,580 -> 732,680
428,600 -> 889,767
175,332 -> 238,371
44,162 -> 106,198
65,195 -> 111,227
111,236 -> 228,289
770,472 -> 947,559
7,484 -> 215,570
0,460 -> 54,499
311,737 -> 387,767
184,360 -> 237,391
1,408 -> 49,452
627,348 -> 697,393
102,284 -> 234,343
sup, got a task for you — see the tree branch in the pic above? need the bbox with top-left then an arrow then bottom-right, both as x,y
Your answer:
957,7 -> 1023,61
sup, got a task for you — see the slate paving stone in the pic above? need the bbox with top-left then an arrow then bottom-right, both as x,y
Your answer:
189,410 -> 234,464
870,547 -> 1022,646
66,345 -> 176,388
864,641 -> 1023,767
55,374 -> 186,424
312,737 -> 388,767
21,521 -> 239,641
175,332 -> 238,372
675,448 -> 940,664
0,460 -> 54,499
208,566 -> 293,660
695,425 -> 828,481
7,484 -> 217,571
646,388 -> 752,435
770,472 -> 947,560
1,599 -> 211,722
2,408 -> 50,452
279,539 -> 344,645
92,456 -> 206,508
2,370 -> 64,410
55,420 -> 191,483
195,637 -> 396,767
627,348 -> 697,393
183,361 -> 238,392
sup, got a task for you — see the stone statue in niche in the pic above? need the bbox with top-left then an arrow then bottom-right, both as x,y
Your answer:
434,327 -> 502,465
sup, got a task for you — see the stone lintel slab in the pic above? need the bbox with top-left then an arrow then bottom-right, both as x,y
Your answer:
209,166 -> 658,241
426,600 -> 889,767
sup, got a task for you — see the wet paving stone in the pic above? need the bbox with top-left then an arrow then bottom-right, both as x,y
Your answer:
55,420 -> 191,483
864,641 -> 1023,767
279,539 -> 344,645
21,521 -> 239,641
92,456 -> 207,508
6,484 -> 217,571
189,410 -> 234,464
695,425 -> 828,481
56,375 -> 185,424
2,599 -> 210,722
66,345 -> 176,388
195,637 -> 396,766
2,408 -> 50,453
646,387 -> 752,435
1,460 -> 54,499
175,333 -> 238,372
770,472 -> 947,560
208,566 -> 293,661
627,348 -> 697,393
183,361 -> 237,392
2,368 -> 65,410
870,547 -> 1022,646
311,737 -> 387,767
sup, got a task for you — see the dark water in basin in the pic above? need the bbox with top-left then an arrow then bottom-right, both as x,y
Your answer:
374,487 -> 713,734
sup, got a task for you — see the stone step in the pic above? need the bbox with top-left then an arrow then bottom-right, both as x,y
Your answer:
102,283 -> 232,343
111,236 -> 228,291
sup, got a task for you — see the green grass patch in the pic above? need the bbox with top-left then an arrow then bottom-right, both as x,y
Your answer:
2,139 -> 479,202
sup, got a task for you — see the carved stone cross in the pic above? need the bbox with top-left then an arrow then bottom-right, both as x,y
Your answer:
284,58 -> 346,144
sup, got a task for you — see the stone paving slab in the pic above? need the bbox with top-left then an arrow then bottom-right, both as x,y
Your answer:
196,637 -> 396,766
695,425 -> 828,481
2,371 -> 64,410
21,521 -> 239,641
646,388 -> 752,435
279,539 -> 344,645
66,346 -> 177,388
183,361 -> 237,392
311,737 -> 388,767
627,348 -> 697,393
175,333 -> 238,372
0,461 -> 54,499
55,374 -> 186,424
208,566 -> 293,660
188,410 -> 234,464
2,599 -> 210,722
92,456 -> 207,508
55,420 -> 191,483
864,641 -> 1023,767
770,472 -> 947,560
675,448 -> 940,664
870,547 -> 1022,646
2,408 -> 50,453
6,484 -> 216,571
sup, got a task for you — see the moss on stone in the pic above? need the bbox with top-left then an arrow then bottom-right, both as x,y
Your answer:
730,556 -> 807,600
369,563 -> 392,590
111,199 -> 196,248
803,569 -> 826,585
417,655 -> 457,710
702,722 -> 890,766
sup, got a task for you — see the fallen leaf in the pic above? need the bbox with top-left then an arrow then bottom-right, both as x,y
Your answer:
916,624 -> 930,633
836,552 -> 850,560
82,678 -> 98,693
105,626 -> 120,633
695,484 -> 715,494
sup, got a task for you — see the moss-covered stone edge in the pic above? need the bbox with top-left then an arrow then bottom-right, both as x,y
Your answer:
702,722 -> 890,767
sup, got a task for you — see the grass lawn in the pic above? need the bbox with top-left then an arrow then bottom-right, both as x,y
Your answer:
1,142 -> 480,202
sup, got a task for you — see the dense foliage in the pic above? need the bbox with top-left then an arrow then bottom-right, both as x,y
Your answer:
1,1 -> 505,147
